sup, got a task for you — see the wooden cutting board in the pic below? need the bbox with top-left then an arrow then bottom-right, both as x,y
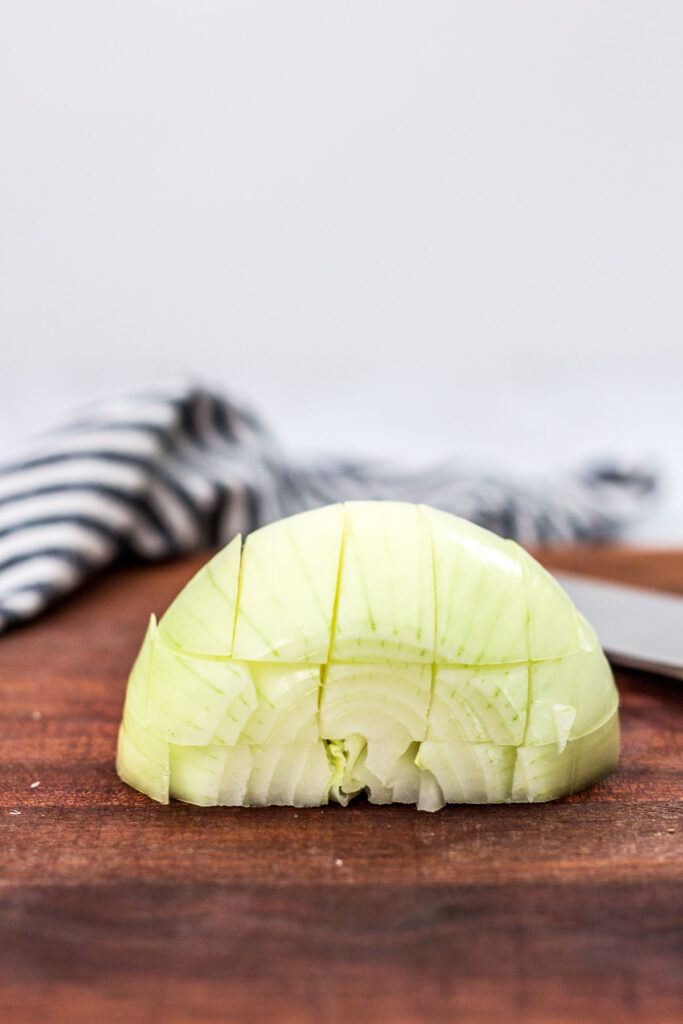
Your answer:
1,548 -> 681,1024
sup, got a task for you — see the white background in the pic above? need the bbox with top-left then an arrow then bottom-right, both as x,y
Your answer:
1,2 -> 681,540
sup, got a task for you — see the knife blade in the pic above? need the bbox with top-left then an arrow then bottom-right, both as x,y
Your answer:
554,572 -> 683,681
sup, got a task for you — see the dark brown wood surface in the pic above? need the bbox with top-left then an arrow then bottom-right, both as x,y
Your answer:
1,547 -> 681,1024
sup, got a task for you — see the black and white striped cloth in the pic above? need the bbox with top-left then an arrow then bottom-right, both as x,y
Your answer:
0,382 -> 657,633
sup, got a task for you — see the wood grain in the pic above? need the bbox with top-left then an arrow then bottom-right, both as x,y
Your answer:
1,548 -> 682,1024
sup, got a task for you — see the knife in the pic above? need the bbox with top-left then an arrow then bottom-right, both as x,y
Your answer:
555,573 -> 683,682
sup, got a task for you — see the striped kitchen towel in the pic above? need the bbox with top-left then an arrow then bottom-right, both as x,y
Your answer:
0,382 -> 657,633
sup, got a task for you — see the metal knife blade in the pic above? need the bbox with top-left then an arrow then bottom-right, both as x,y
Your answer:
554,573 -> 683,681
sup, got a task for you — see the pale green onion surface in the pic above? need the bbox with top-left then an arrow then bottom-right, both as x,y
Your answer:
116,502 -> 619,809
